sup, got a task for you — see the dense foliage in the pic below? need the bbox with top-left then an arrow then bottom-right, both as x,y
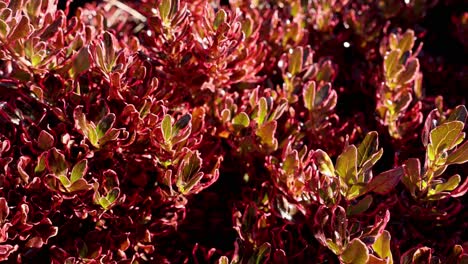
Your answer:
0,0 -> 467,263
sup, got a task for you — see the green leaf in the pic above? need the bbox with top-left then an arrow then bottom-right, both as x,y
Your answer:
326,239 -> 342,255
347,184 -> 367,200
367,167 -> 404,195
232,112 -> 250,128
68,178 -> 93,192
384,50 -> 400,79
35,153 -> 47,173
340,239 -> 369,264
255,242 -> 271,264
303,81 -> 316,111
314,149 -> 335,177
58,175 -> 71,187
372,230 -> 393,264
181,151 -> 202,181
98,128 -> 120,146
179,172 -> 204,194
389,34 -> 398,50
159,0 -> 171,21
78,241 -> 88,258
47,148 -> 67,176
106,187 -> 120,203
96,114 -> 116,139
360,148 -> 383,174
447,105 -> 467,123
176,150 -> 204,194
398,30 -> 415,54
357,131 -> 379,167
429,121 -> 465,157
70,160 -> 88,183
394,92 -> 412,113
74,106 -> 98,147
256,121 -> 278,150
70,47 -> 90,77
316,61 -> 333,82
269,99 -> 288,121
161,114 -> 173,142
0,20 -> 8,39
257,97 -> 268,125
314,83 -> 331,107
397,58 -> 419,84
26,0 -> 41,18
283,151 -> 299,175
446,141 -> 468,165
99,197 -> 111,209
213,9 -> 226,30
336,145 -> 358,184
433,174 -> 461,194
347,195 -> 373,216
427,144 -> 435,161
288,47 -> 303,75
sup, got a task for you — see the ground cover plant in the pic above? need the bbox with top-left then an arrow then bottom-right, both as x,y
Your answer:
0,0 -> 467,263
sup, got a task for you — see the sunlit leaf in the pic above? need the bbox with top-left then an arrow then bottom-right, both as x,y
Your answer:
372,230 -> 393,263
357,131 -> 379,167
314,149 -> 335,177
257,97 -> 268,125
256,121 -> 277,150
288,47 -> 303,75
303,81 -> 316,111
96,114 -> 116,139
336,145 -> 358,184
232,112 -> 250,128
446,141 -> 468,165
429,121 -> 465,158
106,187 -> 120,203
384,50 -> 400,79
161,114 -> 173,143
433,174 -> 461,194
70,160 -> 88,183
340,239 -> 369,264
398,30 -> 415,54
213,9 -> 226,30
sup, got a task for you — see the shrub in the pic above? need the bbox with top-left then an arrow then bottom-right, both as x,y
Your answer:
0,0 -> 466,263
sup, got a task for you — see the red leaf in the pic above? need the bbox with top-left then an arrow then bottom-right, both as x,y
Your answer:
367,166 -> 404,194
